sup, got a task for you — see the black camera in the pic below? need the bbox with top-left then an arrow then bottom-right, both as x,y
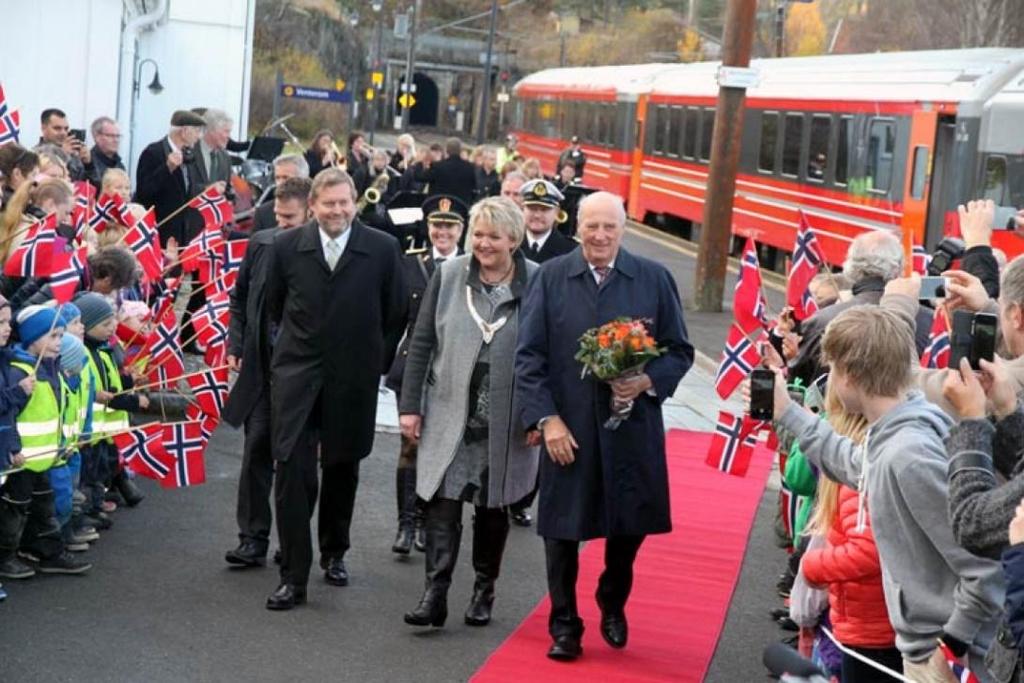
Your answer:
949,310 -> 998,370
927,237 -> 966,276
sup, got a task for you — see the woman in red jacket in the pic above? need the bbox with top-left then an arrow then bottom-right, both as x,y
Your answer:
800,386 -> 901,682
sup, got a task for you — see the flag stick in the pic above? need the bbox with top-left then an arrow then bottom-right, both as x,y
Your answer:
153,198 -> 195,232
107,364 -> 231,398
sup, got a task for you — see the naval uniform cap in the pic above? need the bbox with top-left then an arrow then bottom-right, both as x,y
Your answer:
520,179 -> 564,208
421,194 -> 468,225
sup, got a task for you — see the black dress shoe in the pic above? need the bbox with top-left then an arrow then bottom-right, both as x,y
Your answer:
414,524 -> 426,553
392,526 -> 414,555
225,541 -> 267,568
510,509 -> 532,527
324,557 -> 349,586
600,612 -> 628,649
547,635 -> 583,661
266,583 -> 306,610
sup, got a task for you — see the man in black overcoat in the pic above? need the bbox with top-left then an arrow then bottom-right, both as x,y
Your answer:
222,177 -> 312,568
515,191 -> 694,660
414,137 -> 477,207
133,110 -> 205,247
384,194 -> 467,556
264,168 -> 406,610
520,179 -> 577,266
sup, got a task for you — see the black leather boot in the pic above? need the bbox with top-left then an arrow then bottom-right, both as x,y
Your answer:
464,508 -> 510,626
413,499 -> 427,553
113,471 -> 145,508
404,505 -> 462,627
392,468 -> 416,555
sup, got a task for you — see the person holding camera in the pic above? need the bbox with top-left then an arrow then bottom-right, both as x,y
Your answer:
37,108 -> 88,182
133,110 -> 206,247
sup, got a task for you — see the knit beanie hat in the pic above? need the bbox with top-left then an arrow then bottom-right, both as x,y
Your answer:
74,293 -> 115,331
58,302 -> 81,328
59,333 -> 86,374
16,305 -> 60,347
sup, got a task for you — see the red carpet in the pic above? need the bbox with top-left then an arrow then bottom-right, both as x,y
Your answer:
471,429 -> 773,682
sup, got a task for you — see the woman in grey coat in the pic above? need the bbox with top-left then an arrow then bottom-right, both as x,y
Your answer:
399,196 -> 539,629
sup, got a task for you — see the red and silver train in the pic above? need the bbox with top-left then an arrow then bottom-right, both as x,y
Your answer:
511,49 -> 1024,267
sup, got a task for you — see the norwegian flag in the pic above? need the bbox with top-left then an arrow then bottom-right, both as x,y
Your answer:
123,208 -> 163,281
188,187 -> 234,229
142,308 -> 184,381
194,250 -> 221,284
939,642 -> 980,683
0,84 -> 20,145
3,213 -> 57,277
179,224 -> 225,272
115,424 -> 173,481
800,286 -> 819,319
186,366 -> 228,419
150,276 -> 181,323
71,182 -> 96,242
48,247 -> 88,303
715,324 -> 761,399
190,292 -> 230,348
734,238 -> 768,335
780,480 -> 801,542
215,239 -> 248,293
160,422 -> 207,488
786,212 -> 824,322
912,245 -> 931,276
921,311 -> 951,369
186,403 -> 220,445
705,411 -> 763,477
204,341 -> 227,369
90,193 -> 130,232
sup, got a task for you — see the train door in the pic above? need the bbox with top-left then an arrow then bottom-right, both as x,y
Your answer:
898,110 -> 938,259
924,116 -> 958,248
626,94 -> 648,220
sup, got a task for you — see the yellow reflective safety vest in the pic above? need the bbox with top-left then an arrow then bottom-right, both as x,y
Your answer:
59,374 -> 85,449
10,361 -> 63,473
85,347 -> 129,441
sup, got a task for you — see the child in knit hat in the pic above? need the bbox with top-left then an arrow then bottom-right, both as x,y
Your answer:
76,292 -> 148,517
0,305 -> 91,576
58,302 -> 84,340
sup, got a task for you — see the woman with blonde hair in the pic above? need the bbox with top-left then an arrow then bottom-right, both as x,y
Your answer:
520,158 -> 542,180
799,381 -> 900,682
391,133 -> 417,173
0,177 -> 74,263
399,196 -> 540,629
101,168 -> 132,203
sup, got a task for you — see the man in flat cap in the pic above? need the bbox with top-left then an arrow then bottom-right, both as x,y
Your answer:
557,136 -> 586,183
520,179 -> 576,266
384,194 -> 468,556
133,109 -> 206,247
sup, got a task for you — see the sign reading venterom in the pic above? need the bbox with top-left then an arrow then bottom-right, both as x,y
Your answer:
280,83 -> 352,104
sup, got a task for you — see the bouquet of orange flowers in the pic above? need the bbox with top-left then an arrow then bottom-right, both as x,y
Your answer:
575,318 -> 664,429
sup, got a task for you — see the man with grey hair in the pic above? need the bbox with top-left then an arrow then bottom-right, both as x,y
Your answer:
191,108 -> 233,194
788,230 -> 934,386
86,116 -> 124,191
252,153 -> 311,232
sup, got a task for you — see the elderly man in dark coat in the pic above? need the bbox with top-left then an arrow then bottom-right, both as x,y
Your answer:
516,191 -> 694,661
222,177 -> 312,569
263,168 -> 406,610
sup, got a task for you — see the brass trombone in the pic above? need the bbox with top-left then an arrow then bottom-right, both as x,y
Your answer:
357,171 -> 392,212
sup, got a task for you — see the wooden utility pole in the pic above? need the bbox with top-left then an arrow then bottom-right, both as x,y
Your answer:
693,0 -> 758,312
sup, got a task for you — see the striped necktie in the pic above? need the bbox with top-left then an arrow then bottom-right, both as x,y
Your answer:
594,265 -> 611,285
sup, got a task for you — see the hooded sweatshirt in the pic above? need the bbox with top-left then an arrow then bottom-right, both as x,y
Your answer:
779,392 -> 1004,662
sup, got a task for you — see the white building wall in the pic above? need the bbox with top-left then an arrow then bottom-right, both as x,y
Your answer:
0,0 -> 254,181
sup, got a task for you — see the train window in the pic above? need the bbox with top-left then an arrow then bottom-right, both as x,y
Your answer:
866,118 -> 895,193
981,155 -> 1007,205
807,115 -> 830,183
835,116 -> 852,186
667,108 -> 684,158
910,146 -> 929,200
601,103 -> 612,146
594,105 -> 605,146
782,113 -> 804,177
648,106 -> 662,154
683,107 -> 699,159
758,112 -> 778,173
700,108 -> 715,162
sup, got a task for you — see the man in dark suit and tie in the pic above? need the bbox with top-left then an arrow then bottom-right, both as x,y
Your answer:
133,109 -> 206,247
223,177 -> 313,569
264,168 -> 407,610
414,137 -> 477,207
520,179 -> 576,265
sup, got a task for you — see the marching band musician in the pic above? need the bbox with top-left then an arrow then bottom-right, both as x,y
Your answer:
385,194 -> 468,556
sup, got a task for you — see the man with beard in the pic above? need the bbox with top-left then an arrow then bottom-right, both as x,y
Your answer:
519,179 -> 576,266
